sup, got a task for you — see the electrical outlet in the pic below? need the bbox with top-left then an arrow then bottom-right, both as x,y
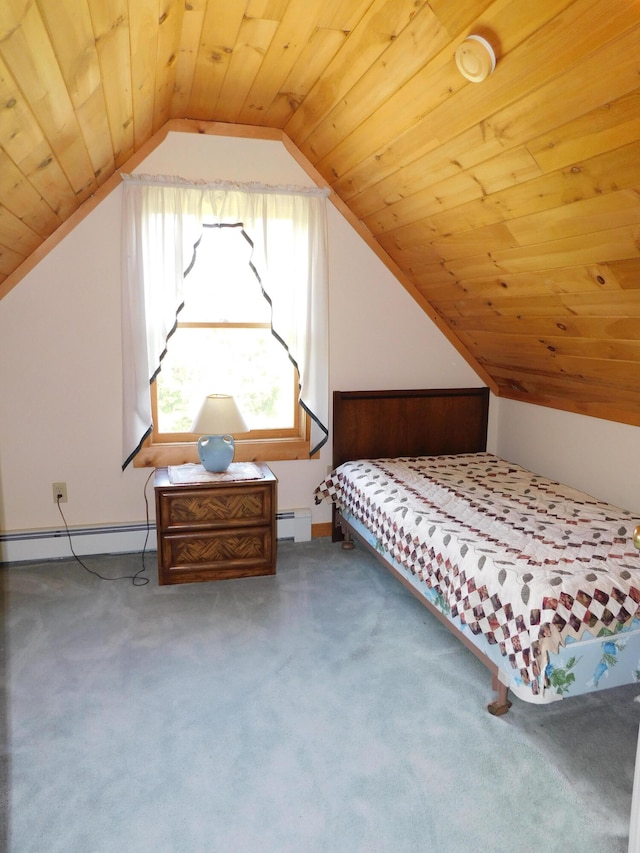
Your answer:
52,482 -> 67,503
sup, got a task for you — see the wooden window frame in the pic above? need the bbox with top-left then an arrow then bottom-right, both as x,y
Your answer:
133,323 -> 313,469
133,417 -> 313,468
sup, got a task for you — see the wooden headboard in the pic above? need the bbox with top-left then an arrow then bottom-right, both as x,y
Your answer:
332,387 -> 490,468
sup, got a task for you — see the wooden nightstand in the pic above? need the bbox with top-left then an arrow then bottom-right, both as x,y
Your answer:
154,462 -> 277,585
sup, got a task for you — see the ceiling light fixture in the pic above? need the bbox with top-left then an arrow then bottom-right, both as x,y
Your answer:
455,35 -> 496,83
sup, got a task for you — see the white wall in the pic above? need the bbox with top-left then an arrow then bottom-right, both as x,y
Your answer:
0,130 -> 480,558
494,397 -> 640,513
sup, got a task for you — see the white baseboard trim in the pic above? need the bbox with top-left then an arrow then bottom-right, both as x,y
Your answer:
0,508 -> 313,564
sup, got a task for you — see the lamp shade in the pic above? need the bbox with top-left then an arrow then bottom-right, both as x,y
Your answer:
191,394 -> 248,435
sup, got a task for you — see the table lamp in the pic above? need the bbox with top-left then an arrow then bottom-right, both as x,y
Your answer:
192,394 -> 248,472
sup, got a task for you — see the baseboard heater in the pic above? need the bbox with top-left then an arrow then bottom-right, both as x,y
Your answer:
0,522 -> 155,564
0,508 -> 312,564
275,508 -> 312,542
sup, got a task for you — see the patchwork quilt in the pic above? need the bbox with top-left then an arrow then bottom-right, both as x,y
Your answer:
314,453 -> 640,695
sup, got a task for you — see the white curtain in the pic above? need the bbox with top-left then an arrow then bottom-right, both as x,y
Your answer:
120,174 -> 330,469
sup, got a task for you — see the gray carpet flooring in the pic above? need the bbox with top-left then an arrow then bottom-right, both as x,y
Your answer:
1,538 -> 638,853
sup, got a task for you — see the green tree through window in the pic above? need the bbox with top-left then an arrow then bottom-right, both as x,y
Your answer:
153,223 -> 299,441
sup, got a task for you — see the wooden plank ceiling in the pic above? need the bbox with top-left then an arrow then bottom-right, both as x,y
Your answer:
1,0 -> 639,427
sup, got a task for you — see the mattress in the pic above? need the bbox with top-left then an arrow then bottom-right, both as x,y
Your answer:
315,452 -> 640,699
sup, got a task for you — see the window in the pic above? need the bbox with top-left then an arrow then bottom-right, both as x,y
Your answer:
121,174 -> 328,471
133,223 -> 311,469
151,224 -> 305,445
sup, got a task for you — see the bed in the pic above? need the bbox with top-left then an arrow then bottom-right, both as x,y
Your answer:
314,388 -> 640,714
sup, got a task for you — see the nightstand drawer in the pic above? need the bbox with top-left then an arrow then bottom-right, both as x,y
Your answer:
158,482 -> 273,531
159,526 -> 275,584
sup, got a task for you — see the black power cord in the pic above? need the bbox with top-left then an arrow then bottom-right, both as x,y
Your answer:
55,470 -> 154,586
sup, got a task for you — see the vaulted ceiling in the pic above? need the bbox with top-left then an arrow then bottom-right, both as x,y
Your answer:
1,0 -> 639,427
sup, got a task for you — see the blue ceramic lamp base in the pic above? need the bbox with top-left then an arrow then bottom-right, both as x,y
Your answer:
197,434 -> 235,472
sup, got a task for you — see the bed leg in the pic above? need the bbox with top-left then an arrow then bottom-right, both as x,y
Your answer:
487,677 -> 512,716
340,529 -> 355,550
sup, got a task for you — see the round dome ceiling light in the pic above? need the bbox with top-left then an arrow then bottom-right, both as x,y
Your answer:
455,35 -> 496,83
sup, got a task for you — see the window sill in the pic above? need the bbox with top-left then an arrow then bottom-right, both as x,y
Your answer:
133,436 -> 316,468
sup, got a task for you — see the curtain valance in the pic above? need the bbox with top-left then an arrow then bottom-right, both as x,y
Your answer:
123,173 -> 331,197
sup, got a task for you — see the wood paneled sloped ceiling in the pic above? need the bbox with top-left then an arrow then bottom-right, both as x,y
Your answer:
1,0 -> 639,426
